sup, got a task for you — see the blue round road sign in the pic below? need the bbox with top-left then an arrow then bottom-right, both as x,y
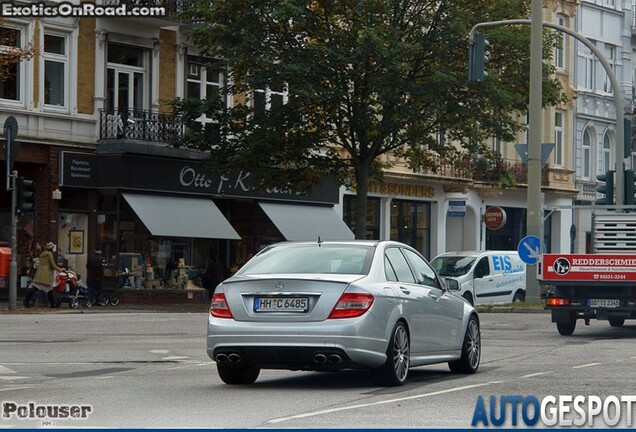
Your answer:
517,235 -> 542,265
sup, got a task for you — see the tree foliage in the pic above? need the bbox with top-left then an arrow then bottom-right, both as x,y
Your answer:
173,0 -> 568,238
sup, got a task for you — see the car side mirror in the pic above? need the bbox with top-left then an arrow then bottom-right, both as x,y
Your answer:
445,278 -> 460,291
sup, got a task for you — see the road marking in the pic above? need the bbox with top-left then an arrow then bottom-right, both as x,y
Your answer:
268,381 -> 505,424
0,386 -> 32,392
0,365 -> 16,374
161,356 -> 190,361
149,350 -> 170,354
572,362 -> 601,369
0,376 -> 29,381
519,371 -> 555,378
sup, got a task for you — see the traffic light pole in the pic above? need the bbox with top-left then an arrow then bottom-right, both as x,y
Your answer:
9,170 -> 18,311
470,10 -> 627,302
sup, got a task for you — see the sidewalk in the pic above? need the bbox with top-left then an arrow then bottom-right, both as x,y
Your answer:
0,301 -> 210,314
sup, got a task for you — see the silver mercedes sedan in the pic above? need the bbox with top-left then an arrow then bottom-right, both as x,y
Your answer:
207,240 -> 480,386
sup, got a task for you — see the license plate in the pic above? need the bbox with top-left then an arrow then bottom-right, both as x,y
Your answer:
254,297 -> 309,312
589,299 -> 620,308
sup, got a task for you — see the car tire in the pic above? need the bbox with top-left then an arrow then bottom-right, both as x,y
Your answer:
216,363 -> 260,385
372,321 -> 410,386
512,291 -> 525,303
556,320 -> 576,336
462,292 -> 474,306
448,315 -> 480,374
609,318 -> 625,327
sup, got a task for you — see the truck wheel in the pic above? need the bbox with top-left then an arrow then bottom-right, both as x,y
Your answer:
609,318 -> 625,327
556,320 -> 576,336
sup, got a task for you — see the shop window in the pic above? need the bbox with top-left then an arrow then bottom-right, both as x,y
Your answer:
390,200 -> 431,258
251,79 -> 287,120
343,195 -> 381,239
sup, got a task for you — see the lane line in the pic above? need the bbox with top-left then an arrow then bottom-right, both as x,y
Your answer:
268,381 -> 505,424
572,362 -> 602,369
0,377 -> 29,381
0,365 -> 16,374
0,386 -> 33,392
520,371 -> 555,378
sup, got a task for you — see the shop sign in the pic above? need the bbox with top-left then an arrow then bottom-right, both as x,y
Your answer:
357,181 -> 435,199
59,152 -> 338,204
447,200 -> 466,217
484,206 -> 507,230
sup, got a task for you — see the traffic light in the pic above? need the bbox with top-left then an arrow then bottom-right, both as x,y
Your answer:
625,169 -> 635,206
16,177 -> 36,214
596,170 -> 614,205
468,33 -> 489,82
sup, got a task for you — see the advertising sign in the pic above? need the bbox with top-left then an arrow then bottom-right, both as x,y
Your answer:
540,254 -> 636,282
484,206 -> 507,230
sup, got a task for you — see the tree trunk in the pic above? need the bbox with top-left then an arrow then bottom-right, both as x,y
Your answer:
354,165 -> 369,240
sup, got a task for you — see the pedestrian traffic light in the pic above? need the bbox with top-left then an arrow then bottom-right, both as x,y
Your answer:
468,33 -> 490,82
595,170 -> 614,205
625,168 -> 635,206
16,177 -> 36,214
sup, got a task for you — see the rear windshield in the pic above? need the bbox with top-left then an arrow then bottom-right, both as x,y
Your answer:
430,256 -> 476,277
239,245 -> 375,275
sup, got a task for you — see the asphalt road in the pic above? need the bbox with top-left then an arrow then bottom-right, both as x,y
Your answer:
1,311 -> 635,429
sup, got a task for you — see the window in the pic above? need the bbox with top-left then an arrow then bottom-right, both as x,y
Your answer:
390,200 -> 431,258
252,80 -> 287,120
554,111 -> 564,166
475,257 -> 490,278
604,45 -> 616,94
384,248 -> 415,283
603,131 -> 612,173
582,128 -> 591,179
186,57 -> 226,103
106,43 -> 147,112
0,26 -> 22,101
492,137 -> 502,156
42,33 -> 67,107
555,14 -> 566,70
402,248 -> 440,289
579,42 -> 596,90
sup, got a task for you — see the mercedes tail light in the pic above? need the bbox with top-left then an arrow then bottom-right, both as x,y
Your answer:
210,293 -> 233,318
328,293 -> 374,319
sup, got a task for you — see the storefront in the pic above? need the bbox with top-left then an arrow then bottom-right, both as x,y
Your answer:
58,142 -> 353,293
343,179 -> 437,259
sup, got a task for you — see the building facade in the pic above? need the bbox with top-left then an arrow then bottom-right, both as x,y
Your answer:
1,0 -> 595,300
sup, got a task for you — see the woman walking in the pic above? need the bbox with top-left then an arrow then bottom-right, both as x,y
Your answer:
23,241 -> 65,308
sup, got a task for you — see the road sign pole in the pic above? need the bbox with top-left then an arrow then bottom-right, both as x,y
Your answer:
9,171 -> 18,311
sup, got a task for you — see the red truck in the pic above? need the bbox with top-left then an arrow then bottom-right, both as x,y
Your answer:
540,214 -> 636,335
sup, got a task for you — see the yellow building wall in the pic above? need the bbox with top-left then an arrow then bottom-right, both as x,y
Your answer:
77,18 -> 96,115
159,29 -> 176,113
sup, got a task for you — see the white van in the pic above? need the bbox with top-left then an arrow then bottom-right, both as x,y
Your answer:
430,251 -> 526,305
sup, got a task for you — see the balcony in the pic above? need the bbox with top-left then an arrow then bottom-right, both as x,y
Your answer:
99,108 -> 182,143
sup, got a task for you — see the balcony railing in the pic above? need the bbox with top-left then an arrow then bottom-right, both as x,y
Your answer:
416,156 -> 549,186
99,108 -> 182,142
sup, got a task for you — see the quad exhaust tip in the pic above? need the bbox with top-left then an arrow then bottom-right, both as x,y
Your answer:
227,353 -> 241,363
313,354 -> 327,364
215,353 -> 229,363
328,354 -> 342,364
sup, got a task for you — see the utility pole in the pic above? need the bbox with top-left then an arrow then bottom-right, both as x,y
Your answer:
525,0 -> 543,302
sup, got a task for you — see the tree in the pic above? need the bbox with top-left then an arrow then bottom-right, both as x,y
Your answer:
172,0 -> 567,239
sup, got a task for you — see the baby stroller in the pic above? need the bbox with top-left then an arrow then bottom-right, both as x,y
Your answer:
55,270 -> 94,308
